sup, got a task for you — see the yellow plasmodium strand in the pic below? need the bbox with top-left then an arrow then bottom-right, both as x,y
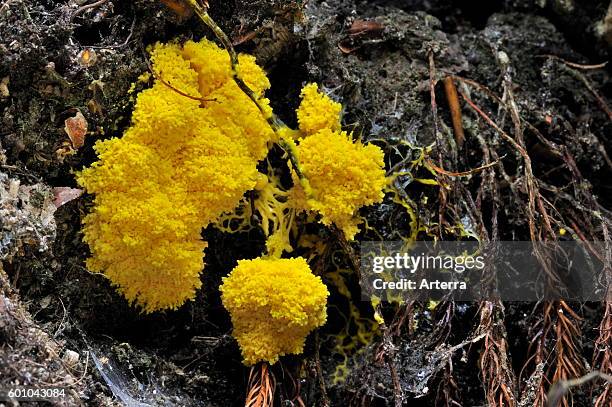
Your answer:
220,257 -> 329,365
326,268 -> 379,384
77,39 -> 275,313
252,170 -> 296,258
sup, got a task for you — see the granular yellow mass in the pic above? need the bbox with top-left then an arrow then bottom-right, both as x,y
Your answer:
77,39 -> 275,312
220,257 -> 329,365
78,40 -> 385,328
290,128 -> 387,240
296,83 -> 342,137
289,84 -> 387,239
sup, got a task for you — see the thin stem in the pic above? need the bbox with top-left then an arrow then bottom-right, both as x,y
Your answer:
185,0 -> 283,129
184,0 -> 311,195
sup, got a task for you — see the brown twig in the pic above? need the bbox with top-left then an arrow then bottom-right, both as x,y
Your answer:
593,223 -> 612,407
558,64 -> 612,121
143,49 -> 215,105
547,371 -> 612,407
70,0 -> 108,23
478,301 -> 517,407
457,86 -> 557,242
245,363 -> 276,407
0,0 -> 14,15
443,76 -> 465,147
425,155 -> 505,178
457,74 -> 586,407
159,0 -> 194,18
539,55 -> 608,70
373,321 -> 404,407
436,359 -> 462,407
550,301 -> 584,407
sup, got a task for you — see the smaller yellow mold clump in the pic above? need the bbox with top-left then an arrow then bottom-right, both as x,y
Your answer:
289,85 -> 387,240
292,129 -> 387,239
296,83 -> 342,137
221,257 -> 329,365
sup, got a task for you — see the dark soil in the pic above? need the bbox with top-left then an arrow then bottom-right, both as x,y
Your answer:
1,1 -> 611,406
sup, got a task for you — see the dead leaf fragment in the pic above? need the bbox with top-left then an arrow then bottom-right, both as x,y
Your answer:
52,187 -> 83,208
64,111 -> 88,149
347,20 -> 384,36
0,77 -> 9,98
159,0 -> 193,19
78,48 -> 97,67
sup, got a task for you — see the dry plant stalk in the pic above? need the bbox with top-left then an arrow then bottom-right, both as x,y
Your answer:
245,363 -> 276,407
454,73 -> 588,407
443,76 -> 465,148
593,229 -> 612,407
593,301 -> 612,406
479,301 -> 517,407
550,301 -> 584,407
